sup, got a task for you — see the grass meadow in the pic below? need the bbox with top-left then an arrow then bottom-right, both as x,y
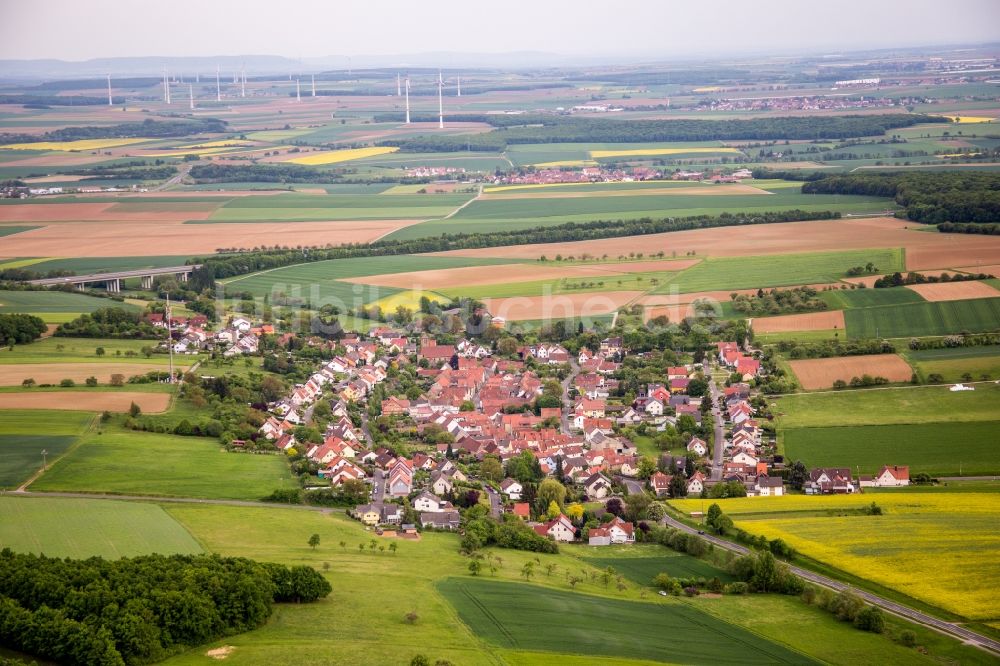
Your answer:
844,297 -> 1000,339
0,336 -> 181,365
0,290 -> 138,317
670,494 -> 1000,621
905,344 -> 1000,382
31,427 -> 297,500
583,551 -> 736,585
659,249 -> 905,294
0,496 -> 203,558
151,505 -> 959,666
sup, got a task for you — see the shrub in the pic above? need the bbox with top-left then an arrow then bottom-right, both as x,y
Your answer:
899,630 -> 917,647
59,378 -> 75,387
854,605 -> 885,633
723,582 -> 749,595
683,586 -> 700,597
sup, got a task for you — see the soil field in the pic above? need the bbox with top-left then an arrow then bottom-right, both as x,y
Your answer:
752,310 -> 847,333
482,291 -> 641,321
905,281 -> 1000,302
0,391 -> 171,412
788,354 -> 914,390
0,363 -> 183,386
955,263 -> 1000,276
0,219 -> 424,256
431,218 -> 1000,270
347,259 -> 701,290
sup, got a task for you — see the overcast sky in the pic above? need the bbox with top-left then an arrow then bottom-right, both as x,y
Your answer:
2,0 -> 999,61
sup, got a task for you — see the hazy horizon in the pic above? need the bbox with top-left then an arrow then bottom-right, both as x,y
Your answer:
3,0 -> 1000,62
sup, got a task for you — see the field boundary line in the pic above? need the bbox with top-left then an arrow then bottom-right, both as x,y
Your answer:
442,185 -> 483,220
17,413 -> 99,492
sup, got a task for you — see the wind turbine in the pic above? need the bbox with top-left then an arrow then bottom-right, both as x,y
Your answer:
163,67 -> 171,104
241,65 -> 246,97
216,65 -> 221,101
296,78 -> 301,102
311,73 -> 316,97
404,75 -> 411,124
189,84 -> 195,110
397,73 -> 401,97
107,74 -> 113,106
457,74 -> 461,97
437,71 -> 444,129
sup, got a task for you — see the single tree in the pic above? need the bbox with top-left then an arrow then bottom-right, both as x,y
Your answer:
308,534 -> 320,550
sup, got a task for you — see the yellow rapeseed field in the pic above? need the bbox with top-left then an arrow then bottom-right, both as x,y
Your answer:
177,140 -> 252,149
285,146 -> 398,165
370,289 -> 446,313
671,493 -> 1000,619
0,138 -> 149,151
590,147 -> 742,159
531,160 -> 599,168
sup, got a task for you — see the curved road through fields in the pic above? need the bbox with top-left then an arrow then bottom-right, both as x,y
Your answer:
663,515 -> 1000,656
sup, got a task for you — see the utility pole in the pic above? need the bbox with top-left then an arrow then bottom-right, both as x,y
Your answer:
41,449 -> 48,471
166,291 -> 174,383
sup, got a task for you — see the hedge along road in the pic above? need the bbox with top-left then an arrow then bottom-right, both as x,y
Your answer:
661,515 -> 1000,656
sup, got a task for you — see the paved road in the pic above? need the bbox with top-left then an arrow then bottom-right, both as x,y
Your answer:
560,357 -> 581,434
371,469 -> 385,504
29,264 -> 201,286
708,378 -> 725,481
663,515 -> 1000,656
619,477 -> 644,496
484,486 -> 502,519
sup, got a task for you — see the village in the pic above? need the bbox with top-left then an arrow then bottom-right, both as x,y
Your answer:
158,306 -> 913,546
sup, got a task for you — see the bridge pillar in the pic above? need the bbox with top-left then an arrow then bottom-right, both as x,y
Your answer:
76,282 -> 88,291
178,271 -> 189,283
106,278 -> 121,293
141,275 -> 153,290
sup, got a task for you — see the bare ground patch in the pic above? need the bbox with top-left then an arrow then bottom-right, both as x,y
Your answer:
789,354 -> 913,390
0,391 -> 171,412
752,310 -> 846,333
905,281 -> 1000,302
0,363 -> 186,386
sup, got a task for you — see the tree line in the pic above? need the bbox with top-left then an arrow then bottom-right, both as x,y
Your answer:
873,271 -> 994,288
0,550 -> 331,665
372,114 -> 945,151
55,308 -> 163,339
800,172 -> 1000,225
194,209 -> 841,284
189,163 -> 432,185
0,313 -> 46,345
0,117 -> 227,145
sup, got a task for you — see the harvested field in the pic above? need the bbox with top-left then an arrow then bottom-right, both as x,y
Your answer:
482,291 -> 641,321
347,259 -> 700,290
954,263 -> 1000,276
0,203 -> 114,222
480,184 -> 766,200
0,363 -> 182,386
906,281 -> 1000,302
432,217 -> 1000,269
788,354 -> 913,390
752,310 -> 847,333
0,391 -> 171,412
0,219 -> 424,256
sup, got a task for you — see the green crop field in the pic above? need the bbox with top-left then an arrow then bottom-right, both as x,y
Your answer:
0,496 -> 203,558
0,435 -> 77,488
438,577 -> 815,664
0,226 -> 37,237
440,271 -> 673,300
783,421 -> 999,476
844,297 -> 1000,339
223,254 -> 512,306
584,553 -> 736,586
198,193 -> 472,222
31,427 -> 297,500
774,384 -> 1000,428
25,255 -> 193,274
905,344 -> 1000,382
820,287 -> 926,309
657,249 -> 905,294
0,290 -> 138,315
0,337 -> 181,365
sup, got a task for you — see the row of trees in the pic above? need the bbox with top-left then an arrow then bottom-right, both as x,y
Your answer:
55,307 -> 163,339
373,113 -> 942,151
0,550 -> 330,665
0,117 -> 228,146
730,286 -> 828,316
873,271 -> 993,288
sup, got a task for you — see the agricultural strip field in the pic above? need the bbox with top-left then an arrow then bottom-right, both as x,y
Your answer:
0,410 -> 92,487
658,249 -> 905,294
0,496 -> 203,558
437,578 -> 815,665
819,287 -> 926,309
843,297 -> 1000,338
0,290 -> 137,315
751,310 -> 846,334
671,494 -> 1000,621
904,281 -> 1000,302
0,391 -> 171,413
583,553 -> 736,586
0,337 -> 178,365
783,421 -> 1000,476
283,146 -> 399,165
204,193 -> 471,222
482,291 -> 642,321
31,428 -> 298,500
773,384 -> 1000,427
0,362 -> 180,385
905,344 -> 1000,382
787,354 -> 914,390
223,255 -> 515,306
21,255 -> 194,274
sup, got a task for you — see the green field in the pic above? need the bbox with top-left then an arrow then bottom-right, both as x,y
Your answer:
200,193 -> 471,222
0,226 -> 37,237
0,290 -> 137,315
24,255 -> 193,274
0,337 -> 180,365
0,496 -> 203,558
783,421 -> 999,476
584,553 -> 736,585
223,254 -> 512,306
820,287 -> 926,309
439,577 -> 816,664
658,249 -> 905,294
905,344 -> 1000,382
774,384 -> 1000,428
31,428 -> 297,500
0,410 -> 92,487
844,297 -> 1000,339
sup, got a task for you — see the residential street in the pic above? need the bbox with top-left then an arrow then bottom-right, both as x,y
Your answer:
560,356 -> 580,434
708,377 -> 725,481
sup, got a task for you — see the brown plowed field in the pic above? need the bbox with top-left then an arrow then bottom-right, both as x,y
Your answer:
0,363 -> 183,386
905,281 -> 1000,302
432,218 -> 1000,270
954,264 -> 1000,277
0,391 -> 171,412
346,259 -> 701,290
0,219 -> 425,256
752,310 -> 846,333
482,291 -> 641,321
789,354 -> 913,390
